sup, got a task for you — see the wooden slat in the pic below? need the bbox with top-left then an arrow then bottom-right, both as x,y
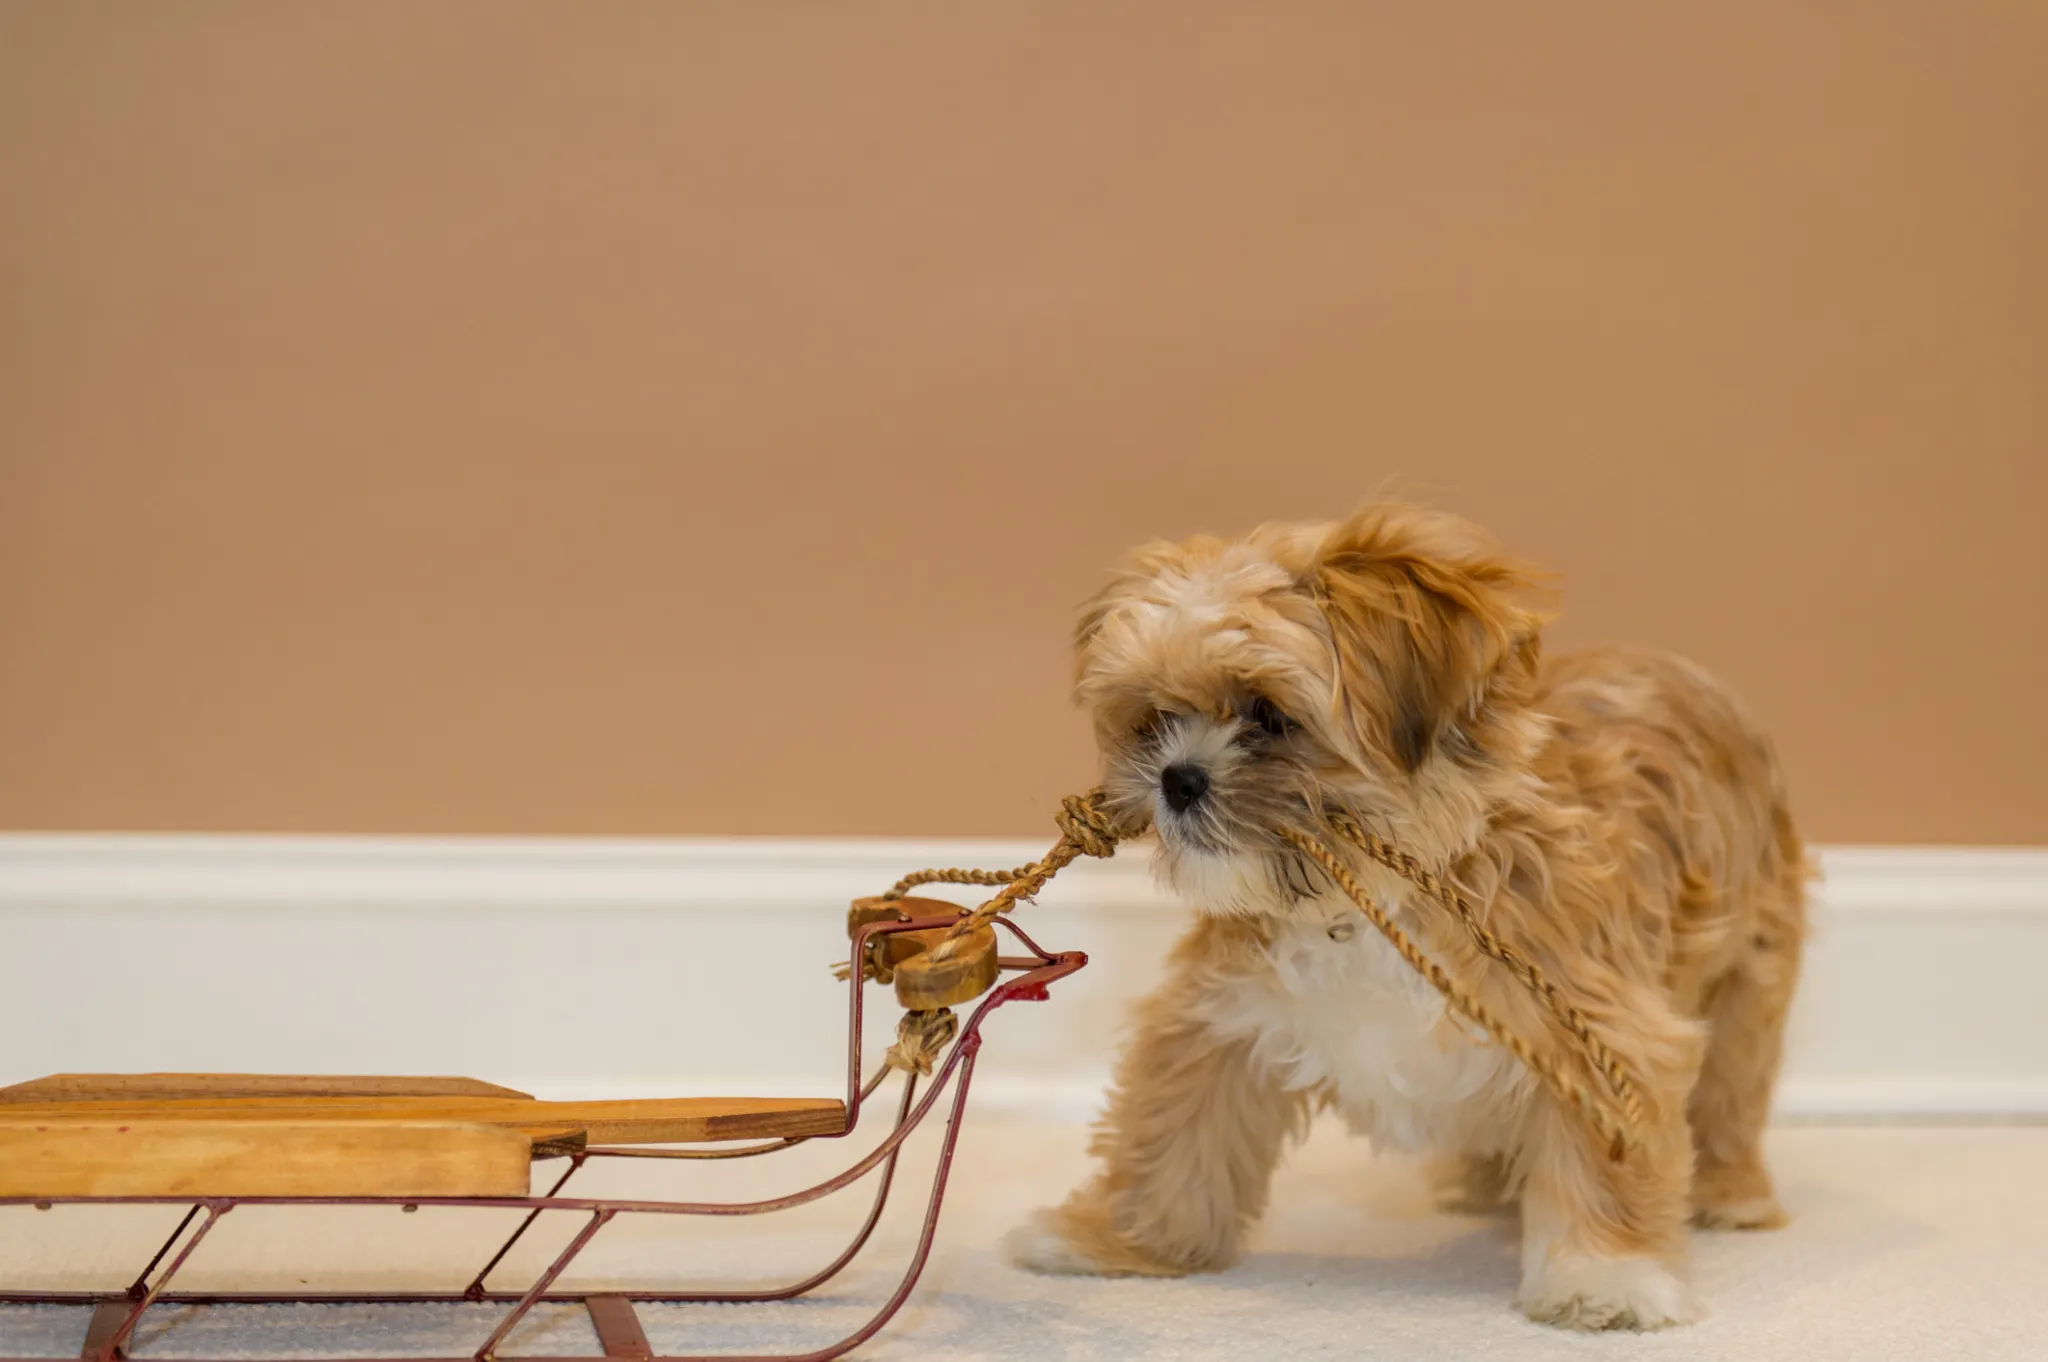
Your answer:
586,1294 -> 654,1360
0,1073 -> 534,1103
3,1095 -> 848,1145
79,1298 -> 132,1359
0,1119 -> 533,1198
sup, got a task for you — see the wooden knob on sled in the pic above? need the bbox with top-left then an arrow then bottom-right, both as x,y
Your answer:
846,897 -> 1001,1007
846,896 -> 948,965
891,925 -> 999,1009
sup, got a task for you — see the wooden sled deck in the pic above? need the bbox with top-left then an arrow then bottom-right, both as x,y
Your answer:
0,1074 -> 849,1200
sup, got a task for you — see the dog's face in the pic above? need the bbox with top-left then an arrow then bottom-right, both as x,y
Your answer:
1075,504 -> 1551,915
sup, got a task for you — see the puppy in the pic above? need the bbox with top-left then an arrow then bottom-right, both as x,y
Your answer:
1008,502 -> 1808,1330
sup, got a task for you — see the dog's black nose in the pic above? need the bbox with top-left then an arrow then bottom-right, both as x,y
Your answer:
1160,763 -> 1211,814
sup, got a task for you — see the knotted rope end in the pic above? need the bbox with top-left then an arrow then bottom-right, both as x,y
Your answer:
1053,789 -> 1123,861
884,1008 -> 959,1075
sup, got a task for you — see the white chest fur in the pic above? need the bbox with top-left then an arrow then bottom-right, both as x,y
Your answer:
1197,897 -> 1531,1154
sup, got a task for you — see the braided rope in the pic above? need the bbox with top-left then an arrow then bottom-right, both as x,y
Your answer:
1323,811 -> 1646,1150
869,792 -> 1121,1072
1278,825 -> 1634,1161
927,793 -> 1121,957
873,788 -> 1638,1158
882,865 -> 1038,899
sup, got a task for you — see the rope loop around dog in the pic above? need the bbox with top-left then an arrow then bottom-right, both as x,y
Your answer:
1280,822 -> 1638,1161
1321,810 -> 1647,1156
873,788 -> 1642,1159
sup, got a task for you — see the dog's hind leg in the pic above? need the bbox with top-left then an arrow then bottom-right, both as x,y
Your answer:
1687,809 -> 1808,1230
1430,1151 -> 1516,1215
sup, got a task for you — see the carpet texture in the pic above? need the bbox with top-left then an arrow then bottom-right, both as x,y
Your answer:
2,1118 -> 2042,1360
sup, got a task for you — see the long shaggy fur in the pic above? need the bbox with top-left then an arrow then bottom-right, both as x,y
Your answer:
1008,503 -> 1810,1331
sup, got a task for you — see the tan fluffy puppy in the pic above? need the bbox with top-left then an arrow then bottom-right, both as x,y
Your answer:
1007,503 -> 1808,1330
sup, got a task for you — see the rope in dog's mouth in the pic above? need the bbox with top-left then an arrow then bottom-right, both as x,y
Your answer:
867,788 -> 1642,1162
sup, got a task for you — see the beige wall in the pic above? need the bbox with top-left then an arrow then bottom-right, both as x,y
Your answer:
2,3 -> 2043,843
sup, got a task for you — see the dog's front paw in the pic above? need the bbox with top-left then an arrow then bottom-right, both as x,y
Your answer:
1004,1208 -> 1113,1276
1517,1254 -> 1699,1331
1003,1201 -> 1207,1278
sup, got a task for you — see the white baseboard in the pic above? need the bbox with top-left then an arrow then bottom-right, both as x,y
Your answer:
3,835 -> 2045,1121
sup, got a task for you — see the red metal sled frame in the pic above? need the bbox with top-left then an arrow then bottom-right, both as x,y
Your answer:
0,915 -> 1087,1362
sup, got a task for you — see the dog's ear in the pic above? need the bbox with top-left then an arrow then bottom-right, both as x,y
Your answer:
1072,576 -> 1128,670
1310,506 -> 1552,774
1072,538 -> 1211,689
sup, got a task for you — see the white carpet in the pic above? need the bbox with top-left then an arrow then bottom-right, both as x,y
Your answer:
3,1117 -> 2043,1360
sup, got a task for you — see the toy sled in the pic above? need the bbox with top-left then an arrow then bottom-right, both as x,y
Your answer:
0,875 -> 1089,1362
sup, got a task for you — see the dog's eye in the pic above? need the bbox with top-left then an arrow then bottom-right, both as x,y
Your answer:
1132,709 -> 1167,742
1247,696 -> 1297,739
